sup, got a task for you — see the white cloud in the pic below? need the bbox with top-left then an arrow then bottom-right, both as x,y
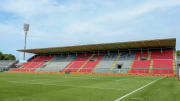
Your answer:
0,0 -> 65,20
0,0 -> 180,47
0,0 -> 179,60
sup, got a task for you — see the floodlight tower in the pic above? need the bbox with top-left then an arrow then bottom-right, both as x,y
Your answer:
23,24 -> 30,60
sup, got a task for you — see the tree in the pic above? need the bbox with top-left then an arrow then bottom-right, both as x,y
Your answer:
7,54 -> 16,60
177,50 -> 180,56
3,54 -> 16,60
0,52 -> 5,60
0,51 -> 16,60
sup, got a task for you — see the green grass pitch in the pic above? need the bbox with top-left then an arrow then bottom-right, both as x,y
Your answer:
0,73 -> 179,101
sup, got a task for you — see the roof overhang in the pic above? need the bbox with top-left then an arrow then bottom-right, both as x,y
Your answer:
17,38 -> 176,54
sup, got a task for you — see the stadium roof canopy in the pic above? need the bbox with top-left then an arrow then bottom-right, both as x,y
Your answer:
17,38 -> 176,54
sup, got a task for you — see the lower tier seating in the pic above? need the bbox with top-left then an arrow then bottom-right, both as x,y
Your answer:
36,55 -> 74,72
79,61 -> 99,72
62,54 -> 93,72
65,61 -> 85,72
80,54 -> 104,72
131,60 -> 151,73
0,60 -> 18,72
94,61 -> 114,73
152,60 -> 173,74
112,60 -> 133,73
11,56 -> 53,72
93,53 -> 117,73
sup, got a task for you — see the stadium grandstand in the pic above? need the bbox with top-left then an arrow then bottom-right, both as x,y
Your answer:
1,0 -> 180,100
8,38 -> 178,77
0,60 -> 18,72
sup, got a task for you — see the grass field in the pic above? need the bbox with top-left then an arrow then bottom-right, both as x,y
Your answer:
0,73 -> 179,101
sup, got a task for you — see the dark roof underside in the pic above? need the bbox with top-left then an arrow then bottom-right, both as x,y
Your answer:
17,38 -> 176,54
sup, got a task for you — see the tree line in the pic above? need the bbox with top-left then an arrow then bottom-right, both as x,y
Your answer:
0,51 -> 16,60
177,50 -> 180,56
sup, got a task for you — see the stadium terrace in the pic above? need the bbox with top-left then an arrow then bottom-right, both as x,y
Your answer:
5,38 -> 176,76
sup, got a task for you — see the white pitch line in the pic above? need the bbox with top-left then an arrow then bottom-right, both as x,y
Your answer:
8,81 -> 127,91
114,77 -> 165,101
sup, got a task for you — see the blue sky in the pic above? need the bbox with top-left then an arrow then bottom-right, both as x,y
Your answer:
0,0 -> 180,60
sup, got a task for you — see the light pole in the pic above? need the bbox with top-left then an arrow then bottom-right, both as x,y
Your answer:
23,24 -> 30,60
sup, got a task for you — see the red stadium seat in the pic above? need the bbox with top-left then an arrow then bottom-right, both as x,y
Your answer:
11,56 -> 53,72
131,60 -> 151,73
151,50 -> 173,59
63,54 -> 93,72
152,60 -> 173,74
80,54 -> 104,72
135,52 -> 148,60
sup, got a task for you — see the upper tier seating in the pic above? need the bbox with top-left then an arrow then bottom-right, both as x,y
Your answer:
118,52 -> 136,60
73,54 -> 92,61
80,54 -> 104,72
152,60 -> 173,74
135,52 -> 148,60
64,61 -> 85,72
151,50 -> 173,59
131,60 -> 151,73
101,52 -> 118,61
